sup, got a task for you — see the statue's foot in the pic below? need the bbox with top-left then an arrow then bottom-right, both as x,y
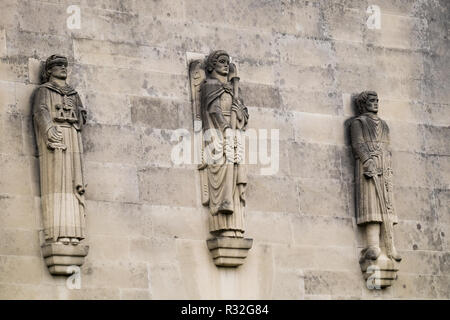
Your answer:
58,237 -> 70,245
389,248 -> 402,262
220,230 -> 236,237
362,246 -> 381,261
70,238 -> 80,246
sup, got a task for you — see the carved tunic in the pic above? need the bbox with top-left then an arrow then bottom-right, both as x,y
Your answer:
33,82 -> 87,242
200,78 -> 248,233
350,113 -> 397,225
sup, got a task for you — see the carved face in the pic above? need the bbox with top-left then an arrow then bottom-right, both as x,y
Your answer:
49,63 -> 67,80
364,94 -> 379,114
214,55 -> 229,76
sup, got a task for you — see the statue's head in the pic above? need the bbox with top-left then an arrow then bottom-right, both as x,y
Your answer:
42,54 -> 68,83
206,50 -> 230,76
355,90 -> 378,114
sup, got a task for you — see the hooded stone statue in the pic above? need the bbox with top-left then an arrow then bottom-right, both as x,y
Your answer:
33,54 -> 87,246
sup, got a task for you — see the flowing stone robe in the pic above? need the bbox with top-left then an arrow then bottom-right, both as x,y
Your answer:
350,113 -> 397,225
33,82 -> 87,242
200,77 -> 248,234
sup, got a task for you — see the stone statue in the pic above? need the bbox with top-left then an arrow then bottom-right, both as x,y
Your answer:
189,50 -> 252,267
350,91 -> 401,288
33,54 -> 88,275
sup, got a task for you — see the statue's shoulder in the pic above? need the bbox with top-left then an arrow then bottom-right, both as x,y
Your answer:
38,82 -> 78,96
201,77 -> 222,92
350,115 -> 367,126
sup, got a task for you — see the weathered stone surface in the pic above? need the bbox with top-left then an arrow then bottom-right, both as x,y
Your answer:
324,4 -> 364,43
129,96 -> 186,129
273,244 -> 358,272
291,215 -> 355,247
81,260 -> 149,289
148,263 -> 187,299
246,211 -> 292,245
0,228 -> 39,256
138,167 -> 197,207
147,205 -> 209,240
394,220 -> 443,251
83,92 -> 131,126
0,256 -> 43,285
399,250 -> 441,275
293,112 -> 346,145
246,175 -> 299,213
298,178 -> 349,218
304,270 -> 363,297
366,14 -> 427,50
0,195 -> 35,229
83,124 -> 139,164
289,142 -> 341,180
395,186 -> 436,222
434,189 -> 450,224
85,162 -> 140,203
129,237 -> 177,264
0,0 -> 448,300
281,89 -> 341,116
86,200 -> 151,237
393,274 -> 439,299
120,289 -> 152,300
0,28 -> 6,58
272,268 -> 305,299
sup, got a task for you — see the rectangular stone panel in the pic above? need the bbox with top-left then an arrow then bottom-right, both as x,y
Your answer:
292,112 -> 346,146
86,200 -> 151,238
83,124 -> 139,164
246,175 -> 300,213
85,161 -> 140,203
81,260 -> 149,289
273,245 -> 358,272
129,237 -> 177,264
74,38 -> 186,75
138,167 -> 197,207
82,92 -> 132,126
291,215 -> 355,247
394,220 -> 443,251
289,141 -> 341,180
246,211 -> 293,245
281,89 -> 341,116
304,270 -> 363,297
298,178 -> 349,218
146,205 -> 209,241
392,274 -> 439,299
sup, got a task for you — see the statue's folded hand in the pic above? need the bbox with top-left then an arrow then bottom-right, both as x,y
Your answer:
363,158 -> 376,177
47,126 -> 63,142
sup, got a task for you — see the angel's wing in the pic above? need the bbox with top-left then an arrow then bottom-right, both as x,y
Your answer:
188,60 -> 206,132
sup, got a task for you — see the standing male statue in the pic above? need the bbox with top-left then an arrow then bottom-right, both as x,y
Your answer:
189,50 -> 252,267
33,54 -> 88,275
350,91 -> 401,287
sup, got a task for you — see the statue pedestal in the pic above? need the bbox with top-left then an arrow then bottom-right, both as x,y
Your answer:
207,237 -> 253,267
360,254 -> 399,289
42,243 -> 89,275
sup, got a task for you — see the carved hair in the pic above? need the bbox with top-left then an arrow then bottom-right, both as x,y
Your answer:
355,90 -> 378,114
205,50 -> 230,73
41,54 -> 68,83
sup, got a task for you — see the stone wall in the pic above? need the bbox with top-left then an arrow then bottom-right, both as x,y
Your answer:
0,0 -> 449,299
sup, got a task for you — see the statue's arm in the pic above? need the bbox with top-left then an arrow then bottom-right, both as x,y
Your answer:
33,88 -> 53,134
76,94 -> 87,127
209,99 -> 231,132
350,120 -> 371,163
